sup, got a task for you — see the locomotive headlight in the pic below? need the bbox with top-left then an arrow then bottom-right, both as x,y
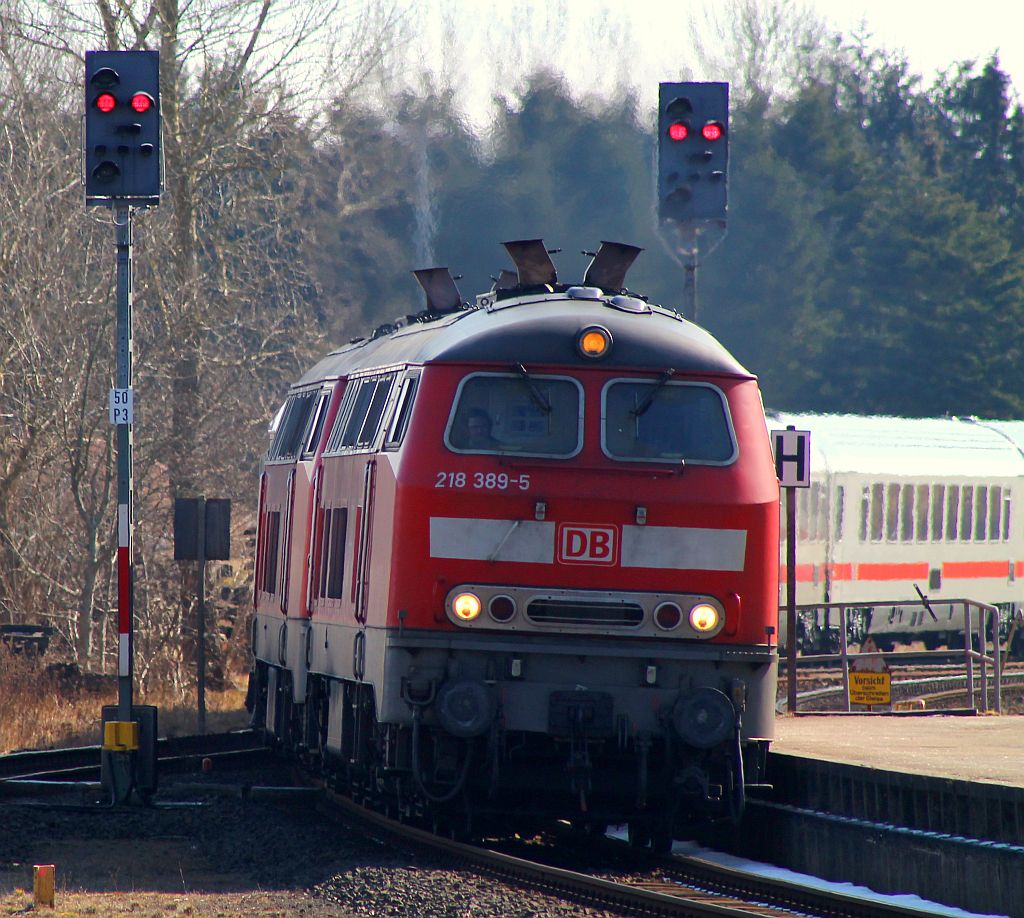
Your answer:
577,325 -> 612,359
689,603 -> 719,633
452,592 -> 482,621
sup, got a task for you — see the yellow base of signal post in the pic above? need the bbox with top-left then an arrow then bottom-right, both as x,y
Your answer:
33,864 -> 55,907
100,705 -> 158,804
103,720 -> 140,751
101,720 -> 139,804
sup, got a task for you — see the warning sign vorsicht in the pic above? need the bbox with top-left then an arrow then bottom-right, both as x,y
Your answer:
849,670 -> 892,705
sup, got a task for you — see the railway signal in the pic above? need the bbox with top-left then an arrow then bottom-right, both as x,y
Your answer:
657,81 -> 729,225
85,49 -> 162,803
85,50 -> 162,204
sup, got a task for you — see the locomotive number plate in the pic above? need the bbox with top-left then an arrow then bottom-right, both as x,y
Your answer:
435,471 -> 530,491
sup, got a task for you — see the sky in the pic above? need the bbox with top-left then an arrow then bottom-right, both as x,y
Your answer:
814,0 -> 1022,84
397,0 -> 1024,129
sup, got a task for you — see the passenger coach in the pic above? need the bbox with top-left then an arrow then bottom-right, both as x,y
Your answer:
773,411 -> 1024,653
249,241 -> 780,847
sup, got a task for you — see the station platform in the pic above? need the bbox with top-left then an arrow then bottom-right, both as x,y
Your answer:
772,712 -> 1024,787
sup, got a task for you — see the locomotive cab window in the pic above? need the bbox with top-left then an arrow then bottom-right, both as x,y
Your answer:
602,380 -> 735,464
446,373 -> 583,457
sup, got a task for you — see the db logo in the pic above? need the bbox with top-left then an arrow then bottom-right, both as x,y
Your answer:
557,524 -> 618,565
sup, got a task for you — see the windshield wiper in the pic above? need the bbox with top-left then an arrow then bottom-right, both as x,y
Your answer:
514,363 -> 552,413
630,368 -> 675,417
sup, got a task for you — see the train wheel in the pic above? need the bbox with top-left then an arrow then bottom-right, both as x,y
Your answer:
627,819 -> 651,849
651,822 -> 674,856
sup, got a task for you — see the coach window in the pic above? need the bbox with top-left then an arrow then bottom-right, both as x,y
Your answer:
798,482 -> 828,541
833,486 -> 845,542
946,486 -> 960,540
870,483 -> 884,541
960,486 -> 974,542
885,483 -> 899,541
446,373 -> 583,457
602,380 -> 735,464
915,485 -> 929,541
899,485 -> 915,541
975,486 -> 989,540
931,485 -> 945,541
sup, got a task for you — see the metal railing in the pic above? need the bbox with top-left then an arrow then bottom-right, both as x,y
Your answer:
779,598 -> 1002,713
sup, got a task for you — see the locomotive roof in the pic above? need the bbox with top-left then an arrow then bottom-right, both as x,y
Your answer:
296,292 -> 750,386
770,412 -> 1024,478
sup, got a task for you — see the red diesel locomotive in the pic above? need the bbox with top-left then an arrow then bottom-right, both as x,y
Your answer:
248,240 -> 779,847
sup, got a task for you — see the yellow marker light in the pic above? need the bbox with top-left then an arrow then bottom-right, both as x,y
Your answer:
689,603 -> 720,633
578,326 -> 612,359
452,592 -> 482,621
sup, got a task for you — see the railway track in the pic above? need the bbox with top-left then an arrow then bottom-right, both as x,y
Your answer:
778,662 -> 1024,711
313,777 -> 945,918
0,729 -> 266,784
1,734 -> 991,915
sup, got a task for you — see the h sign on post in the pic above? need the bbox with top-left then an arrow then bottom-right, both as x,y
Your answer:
771,427 -> 811,488
773,424 -> 810,715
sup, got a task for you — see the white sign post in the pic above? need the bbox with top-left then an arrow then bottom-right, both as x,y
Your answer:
772,426 -> 811,712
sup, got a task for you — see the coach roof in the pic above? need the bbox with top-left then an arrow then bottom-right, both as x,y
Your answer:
771,412 -> 1024,478
297,294 -> 750,385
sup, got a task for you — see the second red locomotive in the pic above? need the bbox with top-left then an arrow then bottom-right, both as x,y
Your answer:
248,240 -> 779,848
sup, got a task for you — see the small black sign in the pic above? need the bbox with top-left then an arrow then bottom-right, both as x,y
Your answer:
174,497 -> 231,560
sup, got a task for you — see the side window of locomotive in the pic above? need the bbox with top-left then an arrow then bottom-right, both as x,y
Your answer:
259,511 -> 281,593
268,390 -> 319,461
602,381 -> 735,464
315,507 -> 348,600
383,375 -> 419,450
445,373 -> 583,457
300,389 -> 332,458
325,373 -> 398,453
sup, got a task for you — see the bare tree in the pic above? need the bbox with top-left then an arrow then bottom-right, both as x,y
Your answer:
691,0 -> 829,110
0,21 -> 116,661
0,0 -> 401,687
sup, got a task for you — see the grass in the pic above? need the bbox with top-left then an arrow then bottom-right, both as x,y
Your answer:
0,888 -> 313,916
0,654 -> 251,755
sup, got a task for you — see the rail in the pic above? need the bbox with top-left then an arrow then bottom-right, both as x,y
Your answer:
780,598 -> 1002,713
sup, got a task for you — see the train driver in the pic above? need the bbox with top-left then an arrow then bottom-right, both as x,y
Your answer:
466,408 -> 502,450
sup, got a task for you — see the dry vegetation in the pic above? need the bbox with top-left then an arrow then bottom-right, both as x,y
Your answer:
0,889 -> 323,917
0,652 -> 250,754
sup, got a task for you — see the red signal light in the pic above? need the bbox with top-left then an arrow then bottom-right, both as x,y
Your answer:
131,93 -> 153,113
668,122 -> 688,141
701,122 -> 724,141
95,93 -> 117,113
